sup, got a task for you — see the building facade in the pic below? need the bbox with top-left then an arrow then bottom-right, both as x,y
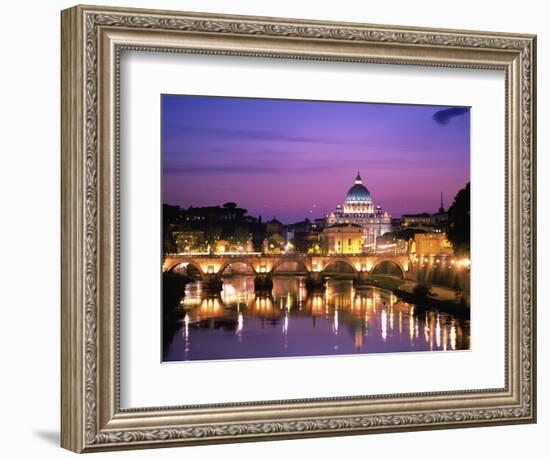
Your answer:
412,232 -> 454,256
326,173 -> 392,250
400,212 -> 432,228
321,223 -> 365,255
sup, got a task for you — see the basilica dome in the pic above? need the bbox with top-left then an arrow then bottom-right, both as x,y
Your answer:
325,171 -> 391,249
345,172 -> 372,203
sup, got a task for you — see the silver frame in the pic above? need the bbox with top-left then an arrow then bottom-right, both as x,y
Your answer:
61,4 -> 536,452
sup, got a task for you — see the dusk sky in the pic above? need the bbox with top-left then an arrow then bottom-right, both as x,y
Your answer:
162,95 -> 470,223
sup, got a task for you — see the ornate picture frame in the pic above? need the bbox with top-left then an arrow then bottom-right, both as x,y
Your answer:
61,4 -> 536,453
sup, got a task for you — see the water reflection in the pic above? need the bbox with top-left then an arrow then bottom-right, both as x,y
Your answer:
165,276 -> 470,362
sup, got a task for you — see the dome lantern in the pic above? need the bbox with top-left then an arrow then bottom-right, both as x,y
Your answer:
345,172 -> 372,204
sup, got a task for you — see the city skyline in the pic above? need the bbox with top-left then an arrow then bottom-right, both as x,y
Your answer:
162,95 -> 470,223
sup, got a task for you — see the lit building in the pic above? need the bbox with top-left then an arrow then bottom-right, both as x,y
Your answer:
262,233 -> 285,254
321,223 -> 365,255
412,232 -> 454,255
400,212 -> 432,228
286,218 -> 322,253
214,238 -> 254,254
172,229 -> 205,253
326,172 -> 392,249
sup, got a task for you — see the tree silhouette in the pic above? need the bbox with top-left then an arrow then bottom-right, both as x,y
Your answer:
447,182 -> 470,255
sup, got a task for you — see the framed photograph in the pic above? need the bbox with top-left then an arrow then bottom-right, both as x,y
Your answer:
61,4 -> 537,453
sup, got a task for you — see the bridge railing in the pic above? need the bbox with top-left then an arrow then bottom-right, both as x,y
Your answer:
165,252 -> 413,259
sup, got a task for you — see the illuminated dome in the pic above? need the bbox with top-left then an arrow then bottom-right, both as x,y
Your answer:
345,172 -> 372,203
325,171 -> 392,249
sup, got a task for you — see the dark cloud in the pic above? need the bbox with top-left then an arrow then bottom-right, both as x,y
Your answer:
432,107 -> 469,125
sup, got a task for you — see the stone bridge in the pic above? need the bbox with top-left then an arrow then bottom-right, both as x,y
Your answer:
163,253 -> 412,292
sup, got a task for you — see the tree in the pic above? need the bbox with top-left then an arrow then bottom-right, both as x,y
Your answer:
380,228 -> 426,243
232,226 -> 251,244
162,230 -> 177,255
204,225 -> 222,245
447,182 -> 470,255
395,228 -> 427,241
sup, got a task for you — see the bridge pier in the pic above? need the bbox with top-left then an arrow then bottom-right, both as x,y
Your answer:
254,274 -> 273,292
353,271 -> 370,288
305,272 -> 325,291
203,273 -> 223,294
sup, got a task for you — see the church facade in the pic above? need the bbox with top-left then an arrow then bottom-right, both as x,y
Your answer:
326,173 -> 392,250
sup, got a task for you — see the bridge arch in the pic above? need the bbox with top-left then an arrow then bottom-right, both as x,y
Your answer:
370,258 -> 405,279
218,259 -> 257,276
321,258 -> 358,273
164,259 -> 206,280
269,258 -> 310,275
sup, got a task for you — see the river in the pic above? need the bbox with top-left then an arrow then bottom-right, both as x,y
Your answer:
163,276 -> 470,362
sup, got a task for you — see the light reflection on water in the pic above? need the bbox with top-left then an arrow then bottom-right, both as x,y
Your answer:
164,276 -> 470,362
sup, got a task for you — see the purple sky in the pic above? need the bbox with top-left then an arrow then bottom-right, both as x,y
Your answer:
162,95 -> 470,223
